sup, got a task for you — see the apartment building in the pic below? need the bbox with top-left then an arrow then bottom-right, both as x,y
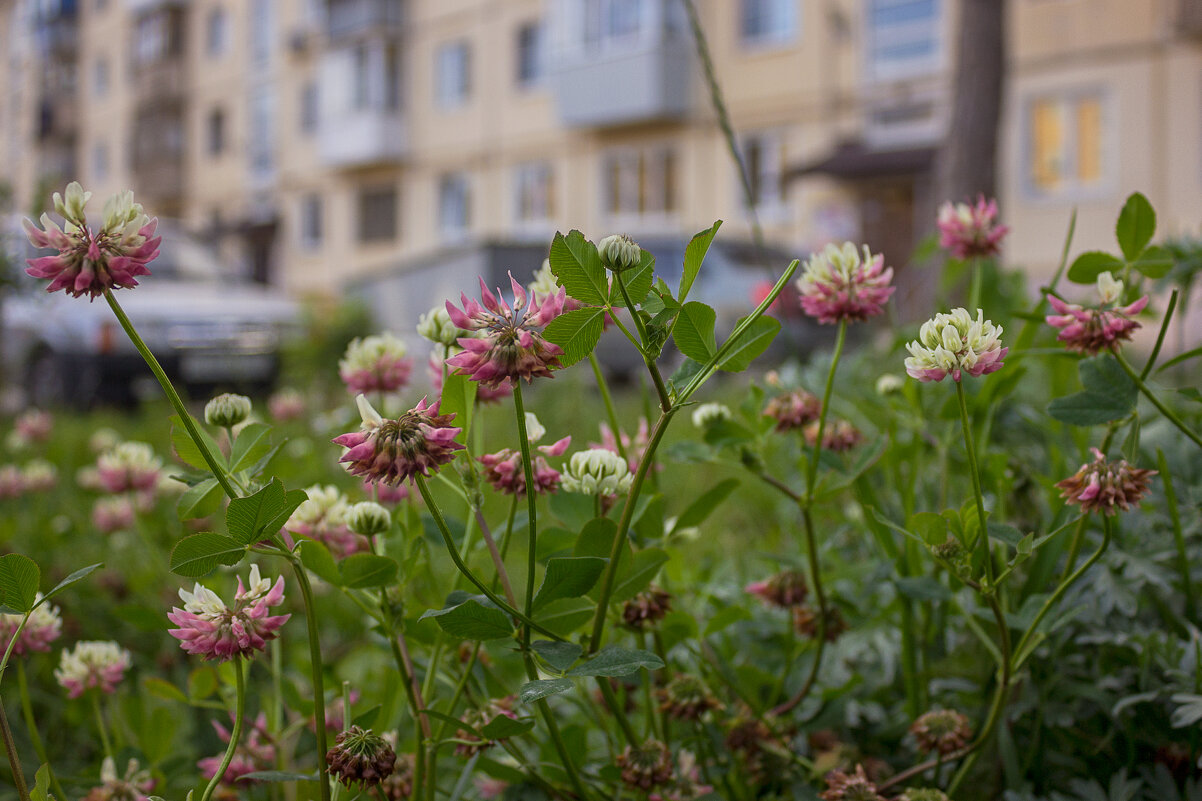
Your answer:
2,0 -> 1201,308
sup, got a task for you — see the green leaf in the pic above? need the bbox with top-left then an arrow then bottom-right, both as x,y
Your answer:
672,479 -> 739,532
420,598 -> 514,640
0,554 -> 39,614
703,605 -> 751,636
987,522 -> 1025,548
532,640 -> 583,673
518,677 -> 574,704
29,764 -> 50,801
608,548 -> 669,602
1115,191 -> 1155,261
894,576 -> 951,602
1048,355 -> 1138,426
188,667 -> 218,701
1066,251 -> 1124,285
169,532 -> 246,578
565,646 -> 664,678
574,517 -> 619,559
549,230 -> 608,304
1132,244 -> 1173,279
480,716 -> 535,739
1179,387 -> 1202,405
226,478 -> 308,546
1079,355 -> 1137,404
534,598 -> 595,636
39,562 -> 102,604
438,371 -> 477,438
673,302 -> 717,363
609,249 -> 656,307
142,676 -> 190,705
533,557 -> 606,610
718,316 -> 780,372
339,553 -> 398,588
298,540 -> 342,586
229,423 -> 273,473
177,476 -> 223,521
170,414 -> 227,472
543,307 -> 606,367
680,221 -> 722,302
908,512 -> 949,546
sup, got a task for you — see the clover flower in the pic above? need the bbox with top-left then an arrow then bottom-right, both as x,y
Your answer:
24,183 -> 161,299
56,641 -> 131,698
764,389 -> 822,432
327,726 -> 397,787
622,587 -> 672,630
198,714 -> 275,785
13,409 -> 52,445
92,496 -> 137,534
796,242 -> 894,324
97,442 -> 162,494
593,418 -> 651,473
380,749 -> 416,801
82,757 -> 155,801
345,501 -> 392,537
793,603 -> 847,642
1056,447 -> 1156,516
445,273 -> 566,388
0,595 -> 61,656
89,428 -> 121,454
205,393 -> 252,428
478,413 -> 570,497
340,333 -> 413,395
0,465 -> 22,498
904,308 -> 1007,382
692,402 -> 732,429
428,350 -> 512,403
455,697 -> 518,757
745,569 -> 809,609
649,751 -> 713,801
804,419 -> 864,452
910,708 -> 972,755
21,459 -> 57,491
598,234 -> 643,273
167,564 -> 290,662
268,389 -> 305,422
937,196 -> 1009,260
820,765 -> 885,801
560,448 -> 633,496
1045,272 -> 1149,355
417,305 -> 471,348
334,395 -> 463,486
657,675 -> 722,721
286,485 -> 367,559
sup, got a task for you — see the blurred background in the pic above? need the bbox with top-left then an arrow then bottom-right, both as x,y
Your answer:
0,0 -> 1199,387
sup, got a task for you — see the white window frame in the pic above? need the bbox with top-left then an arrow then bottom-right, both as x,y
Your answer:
1020,86 -> 1115,202
864,0 -> 944,83
739,0 -> 799,49
738,130 -> 788,218
206,7 -> 229,58
435,41 -> 471,109
299,193 -> 323,249
601,146 -> 678,228
439,173 -> 471,241
513,161 -> 554,228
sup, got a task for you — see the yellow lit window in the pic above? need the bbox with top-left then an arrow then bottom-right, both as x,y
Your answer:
1027,92 -> 1107,197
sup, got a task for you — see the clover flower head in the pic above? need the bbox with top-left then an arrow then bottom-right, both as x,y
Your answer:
745,569 -> 809,608
340,332 -> 413,395
92,496 -> 137,534
805,419 -> 864,452
13,409 -> 53,444
267,389 -> 305,422
875,373 -> 904,395
345,501 -> 392,537
793,603 -> 847,641
381,749 -> 417,801
167,564 -> 290,661
83,757 -> 155,801
455,697 -> 518,757
21,459 -> 57,491
327,726 -> 397,787
89,428 -> 122,455
286,485 -> 367,558
1045,272 -> 1149,355
764,389 -> 822,432
445,273 -> 566,388
692,402 -> 732,429
820,764 -> 885,801
24,183 -> 160,299
334,394 -> 463,486
478,432 -> 571,498
1056,447 -> 1156,516
97,441 -> 162,494
937,196 -> 1009,260
56,641 -> 131,698
598,234 -> 643,273
904,308 -> 1007,382
796,242 -> 894,324
648,750 -> 714,801
0,465 -> 23,498
417,306 -> 471,348
0,594 -> 62,656
657,675 -> 723,722
205,393 -> 252,428
199,714 -> 275,785
622,587 -> 672,630
910,708 -> 972,755
617,739 -> 674,792
560,448 -> 633,496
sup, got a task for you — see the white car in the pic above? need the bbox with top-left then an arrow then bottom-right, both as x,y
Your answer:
1,219 -> 300,408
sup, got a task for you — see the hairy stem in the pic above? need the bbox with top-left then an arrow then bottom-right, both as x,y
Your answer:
289,560 -> 331,801
199,659 -> 245,801
16,662 -> 65,801
0,697 -> 30,801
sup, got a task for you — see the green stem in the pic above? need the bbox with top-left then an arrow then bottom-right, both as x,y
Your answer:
1158,449 -> 1195,624
967,257 -> 982,313
769,507 -> 827,718
104,289 -> 239,500
956,381 -> 995,585
199,659 -> 245,801
1058,515 -> 1090,584
804,320 -> 847,502
90,691 -> 114,762
511,382 -> 540,654
1113,350 -> 1202,450
0,697 -> 30,801
1141,289 -> 1177,381
614,269 -> 671,412
414,477 -> 563,641
382,611 -> 427,801
596,677 -> 639,747
16,662 -> 65,801
589,353 -> 628,464
521,654 -> 593,801
288,560 -> 331,801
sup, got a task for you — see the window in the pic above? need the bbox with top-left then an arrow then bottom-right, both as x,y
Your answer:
358,186 -> 397,242
300,81 -> 317,133
133,14 -> 166,65
1026,90 -> 1107,198
740,0 -> 797,47
93,142 -> 109,180
250,0 -> 272,66
439,173 -> 470,239
740,132 -> 784,208
603,147 -> 677,217
583,0 -> 644,48
206,108 -> 226,156
248,88 -> 274,176
435,41 -> 471,108
206,8 -> 229,57
516,21 -> 543,88
93,57 -> 108,96
353,44 -> 370,109
299,194 -> 323,248
514,162 -> 554,223
866,0 -> 941,80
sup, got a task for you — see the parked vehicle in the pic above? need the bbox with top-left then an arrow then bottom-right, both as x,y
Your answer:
0,218 -> 301,408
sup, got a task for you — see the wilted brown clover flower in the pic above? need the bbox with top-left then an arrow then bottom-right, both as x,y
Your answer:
326,726 -> 396,787
616,739 -> 674,792
622,586 -> 672,630
793,603 -> 847,641
820,765 -> 885,801
1056,447 -> 1156,516
910,708 -> 972,755
898,789 -> 951,801
657,674 -> 723,721
764,389 -> 822,432
745,569 -> 809,609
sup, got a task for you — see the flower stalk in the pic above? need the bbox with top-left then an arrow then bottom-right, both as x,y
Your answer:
198,658 -> 245,801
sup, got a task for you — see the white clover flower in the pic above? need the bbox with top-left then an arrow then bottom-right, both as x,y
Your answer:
560,448 -> 633,496
904,308 -> 1007,383
875,373 -> 904,395
417,306 -> 469,348
527,259 -> 561,299
691,402 -> 732,429
55,641 -> 131,698
345,501 -> 392,537
288,484 -> 350,532
339,332 -> 412,394
205,393 -> 252,427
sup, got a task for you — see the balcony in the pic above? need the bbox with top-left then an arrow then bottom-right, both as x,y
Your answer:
1178,0 -> 1202,35
326,0 -> 402,41
37,14 -> 79,56
319,110 -> 406,168
131,157 -> 185,211
316,44 -> 406,167
132,57 -> 187,104
36,98 -> 77,143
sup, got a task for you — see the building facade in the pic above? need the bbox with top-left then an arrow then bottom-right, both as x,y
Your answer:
1,0 -> 1200,306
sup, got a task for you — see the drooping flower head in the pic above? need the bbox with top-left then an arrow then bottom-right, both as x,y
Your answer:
478,427 -> 571,498
560,448 -> 633,496
764,389 -> 822,432
24,183 -> 161,299
622,587 -> 672,630
82,757 -> 156,801
910,708 -> 972,755
327,726 -> 397,787
745,569 -> 809,609
97,442 -> 162,494
1045,271 -> 1149,355
0,594 -> 61,656
55,641 -> 131,698
445,273 -> 566,388
167,564 -> 290,661
657,675 -> 723,722
1056,447 -> 1156,516
285,485 -> 367,559
339,333 -> 413,395
334,394 -> 463,486
937,196 -> 1009,260
198,714 -> 275,785
820,764 -> 885,801
904,308 -> 1007,382
796,242 -> 894,324
805,419 -> 864,452
428,350 -> 513,404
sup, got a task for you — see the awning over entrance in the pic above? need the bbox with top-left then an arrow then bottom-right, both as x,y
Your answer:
785,141 -> 936,182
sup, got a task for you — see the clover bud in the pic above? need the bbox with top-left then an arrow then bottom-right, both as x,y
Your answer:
598,234 -> 642,273
345,501 -> 392,537
205,393 -> 252,428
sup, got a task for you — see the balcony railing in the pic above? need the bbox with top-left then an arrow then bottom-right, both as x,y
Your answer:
549,36 -> 691,128
318,108 -> 407,168
326,0 -> 402,40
